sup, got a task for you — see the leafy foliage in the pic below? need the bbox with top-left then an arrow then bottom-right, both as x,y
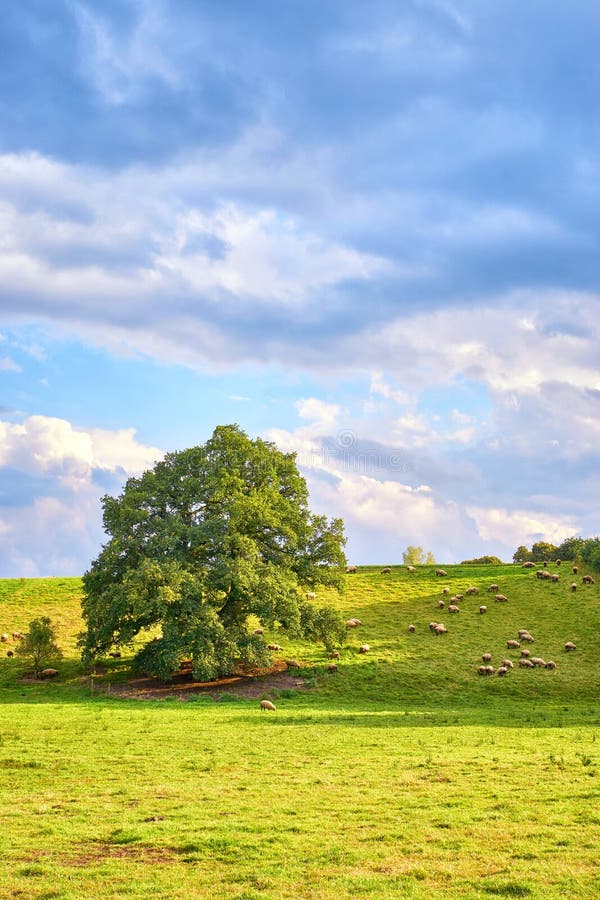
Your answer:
461,555 -> 503,564
79,425 -> 347,680
15,616 -> 62,676
402,546 -> 436,566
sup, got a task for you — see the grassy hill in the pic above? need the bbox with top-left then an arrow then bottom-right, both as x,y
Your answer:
0,563 -> 599,898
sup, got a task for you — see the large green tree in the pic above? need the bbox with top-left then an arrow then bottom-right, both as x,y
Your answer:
80,425 -> 347,680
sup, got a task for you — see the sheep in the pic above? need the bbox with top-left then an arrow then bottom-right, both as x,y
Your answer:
572,565 -> 579,575
39,668 -> 58,679
506,639 -> 521,649
448,604 -> 460,614
260,699 -> 277,711
520,649 -> 531,659
327,663 -> 338,673
466,586 -> 478,595
285,659 -> 303,669
497,666 -> 508,676
481,652 -> 492,663
359,644 -> 370,654
11,631 -> 24,640
443,587 -> 450,596
543,560 -> 549,568
582,575 -> 595,585
453,593 -> 464,601
519,658 -> 535,668
346,565 -> 358,573
429,621 -> 439,631
487,584 -> 499,592
545,660 -> 557,670
556,559 -> 561,566
571,583 -> 577,592
380,567 -> 392,575
346,618 -> 362,628
478,665 -> 494,676
479,605 -> 487,614
253,628 -> 264,635
518,630 -> 534,642
305,591 -> 317,601
550,574 -> 560,583
535,570 -> 548,580
522,561 -> 536,568
494,594 -> 508,603
0,634 -> 8,643
438,599 -> 445,609
267,643 -> 283,651
328,650 -> 340,660
564,641 -> 576,652
501,659 -> 514,669
6,650 -> 14,658
406,565 -> 416,572
433,623 -> 447,636
408,624 -> 416,633
530,657 -> 547,668
109,651 -> 121,658
435,569 -> 448,576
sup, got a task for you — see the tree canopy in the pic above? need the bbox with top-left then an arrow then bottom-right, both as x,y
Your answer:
80,425 -> 347,680
16,616 -> 62,676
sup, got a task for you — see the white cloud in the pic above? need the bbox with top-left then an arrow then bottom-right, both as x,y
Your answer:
0,356 -> 21,372
467,506 -> 579,550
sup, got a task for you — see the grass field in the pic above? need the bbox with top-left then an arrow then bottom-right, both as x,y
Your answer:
1,563 -> 599,899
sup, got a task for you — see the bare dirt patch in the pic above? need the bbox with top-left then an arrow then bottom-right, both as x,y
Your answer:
107,658 -> 309,701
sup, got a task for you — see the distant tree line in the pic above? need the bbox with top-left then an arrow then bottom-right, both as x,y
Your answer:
460,555 -> 503,565
513,536 -> 600,569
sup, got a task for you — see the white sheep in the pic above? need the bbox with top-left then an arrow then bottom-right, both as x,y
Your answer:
0,634 -> 8,643
520,649 -> 530,658
582,575 -> 595,585
285,659 -> 302,668
479,605 -> 487,614
487,584 -> 499,593
501,659 -> 514,669
253,628 -> 264,635
433,623 -> 447,635
497,666 -> 508,676
571,583 -> 577,592
494,594 -> 508,603
305,591 -> 317,601
11,631 -> 24,640
466,586 -> 478,595
448,604 -> 460,614
438,599 -> 445,609
380,567 -> 392,575
435,569 -> 448,576
39,668 -> 58,679
329,650 -> 340,660
481,652 -> 492,663
267,643 -> 283,651
530,657 -> 546,667
519,658 -> 535,668
545,660 -> 557,670
260,699 -> 276,711
564,641 -> 577,652
359,644 -> 370,653
506,639 -> 520,649
443,587 -> 450,596
346,565 -> 358,573
408,624 -> 416,633
572,565 -> 578,575
407,565 -> 416,572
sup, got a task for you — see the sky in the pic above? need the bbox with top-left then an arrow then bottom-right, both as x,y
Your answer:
0,0 -> 599,576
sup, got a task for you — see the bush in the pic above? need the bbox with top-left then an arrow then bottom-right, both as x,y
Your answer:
461,556 -> 503,565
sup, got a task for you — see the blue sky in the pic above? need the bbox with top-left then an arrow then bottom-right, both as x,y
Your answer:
0,0 -> 598,575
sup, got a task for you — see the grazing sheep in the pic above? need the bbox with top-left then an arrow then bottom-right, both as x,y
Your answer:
6,650 -> 14,657
494,594 -> 508,603
109,651 -> 121,659
443,587 -> 450,596
572,565 -> 578,575
260,699 -> 277,711
408,624 -> 416,633
466,586 -> 478,595
11,631 -> 24,640
448,604 -> 460,614
407,565 -> 416,572
438,600 -> 445,609
543,560 -> 549,568
267,643 -> 283,651
329,651 -> 340,660
518,630 -> 534,642
582,575 -> 595,585
39,668 -> 58,679
550,574 -> 560,583
380,567 -> 392,575
501,659 -> 514,669
571,582 -> 577,592
477,665 -> 493,676
530,657 -> 547,667
482,652 -> 492,663
346,565 -> 358,574
522,562 -> 536,568
556,559 -> 561,566
487,584 -> 499,593
497,666 -> 508,677
359,644 -> 370,654
327,663 -> 338,673
433,623 -> 447,636
429,621 -> 439,631
435,569 -> 448,577
519,658 -> 535,668
285,659 -> 302,669
254,628 -> 264,635
506,639 -> 521,649
0,634 -> 8,643
346,618 -> 362,628
520,649 -> 531,659
479,605 -> 487,614
564,641 -> 577,652
536,570 -> 548,580
545,660 -> 557,670
305,591 -> 317,601
453,593 -> 464,601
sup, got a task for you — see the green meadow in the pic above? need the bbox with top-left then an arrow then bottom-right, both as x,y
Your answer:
1,564 -> 599,899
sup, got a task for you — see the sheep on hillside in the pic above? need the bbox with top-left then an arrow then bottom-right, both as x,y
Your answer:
0,634 -> 8,643
267,643 -> 283,651
407,565 -> 416,572
346,566 -> 358,573
443,587 -> 450,596
564,641 -> 577,652
305,591 -> 317,601
329,651 -> 340,660
466,586 -> 478,595
478,665 -> 494,675
506,640 -> 520,649
522,562 -> 536,568
408,624 -> 416,633
359,644 -> 370,654
346,618 -> 362,628
519,659 -> 535,668
285,659 -> 302,669
438,600 -> 445,609
487,584 -> 499,592
39,668 -> 58,679
530,657 -> 547,668
481,652 -> 492,663
550,574 -> 560,583
556,559 -> 562,566
448,604 -> 460,614
12,631 -> 23,640
431,623 -> 447,635
545,660 -> 557,670
501,659 -> 514,669
380,567 -> 392,575
260,699 -> 276,711
327,663 -> 338,673
582,575 -> 595,585
435,569 -> 448,576
571,583 -> 577,592
572,566 -> 578,575
520,649 -> 530,659
494,594 -> 508,603
497,666 -> 508,676
479,605 -> 487,614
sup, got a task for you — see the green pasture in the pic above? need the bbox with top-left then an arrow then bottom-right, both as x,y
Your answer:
1,563 -> 599,898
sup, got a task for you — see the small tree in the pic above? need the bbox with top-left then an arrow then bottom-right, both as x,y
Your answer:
425,551 -> 436,565
15,616 -> 62,676
530,541 -> 558,562
512,545 -> 532,563
403,546 -> 425,566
